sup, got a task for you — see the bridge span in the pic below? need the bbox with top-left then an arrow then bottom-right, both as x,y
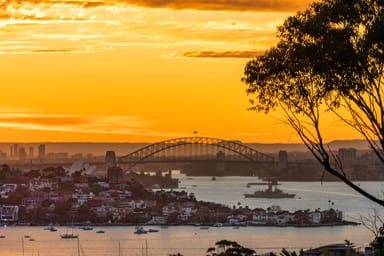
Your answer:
117,137 -> 276,173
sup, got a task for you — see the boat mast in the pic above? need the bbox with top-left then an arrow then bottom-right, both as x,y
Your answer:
22,237 -> 24,256
77,237 -> 80,256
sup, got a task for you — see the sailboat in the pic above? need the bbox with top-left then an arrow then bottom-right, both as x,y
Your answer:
60,226 -> 78,239
61,216 -> 79,239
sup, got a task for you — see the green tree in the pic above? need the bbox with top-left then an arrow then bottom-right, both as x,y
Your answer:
242,0 -> 384,206
206,240 -> 257,256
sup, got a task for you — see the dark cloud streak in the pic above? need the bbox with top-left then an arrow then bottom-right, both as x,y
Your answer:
0,116 -> 90,126
183,50 -> 263,58
32,48 -> 73,53
119,0 -> 311,12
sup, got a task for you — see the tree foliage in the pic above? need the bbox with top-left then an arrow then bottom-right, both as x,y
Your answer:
206,240 -> 257,256
242,0 -> 384,206
371,226 -> 384,256
268,248 -> 304,256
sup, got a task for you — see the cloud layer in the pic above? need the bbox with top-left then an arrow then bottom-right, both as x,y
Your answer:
1,0 -> 311,16
0,112 -> 153,135
0,0 -> 289,55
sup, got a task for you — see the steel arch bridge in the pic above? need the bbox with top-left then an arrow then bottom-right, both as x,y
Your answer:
118,137 -> 275,169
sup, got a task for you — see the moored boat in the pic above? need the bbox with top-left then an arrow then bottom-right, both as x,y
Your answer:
60,233 -> 79,239
134,226 -> 147,234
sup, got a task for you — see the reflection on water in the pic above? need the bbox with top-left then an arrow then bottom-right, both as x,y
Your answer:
0,225 -> 374,256
0,175 -> 383,256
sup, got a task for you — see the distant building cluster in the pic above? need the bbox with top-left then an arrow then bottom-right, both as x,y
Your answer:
0,144 -> 97,164
7,143 -> 46,160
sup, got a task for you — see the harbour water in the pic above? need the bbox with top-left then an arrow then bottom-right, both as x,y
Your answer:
1,174 -> 384,256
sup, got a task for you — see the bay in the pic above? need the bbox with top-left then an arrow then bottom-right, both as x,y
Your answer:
1,174 -> 383,256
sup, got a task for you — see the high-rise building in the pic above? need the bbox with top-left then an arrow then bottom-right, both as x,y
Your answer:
29,147 -> 34,158
278,150 -> 288,170
38,144 -> 46,159
107,166 -> 123,184
337,148 -> 357,164
105,150 -> 116,168
19,147 -> 27,160
13,144 -> 18,158
0,150 -> 6,161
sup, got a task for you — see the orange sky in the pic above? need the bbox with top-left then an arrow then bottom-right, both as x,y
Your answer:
0,0 -> 362,143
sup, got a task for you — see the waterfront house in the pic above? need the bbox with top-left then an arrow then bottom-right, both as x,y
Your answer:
21,196 -> 42,210
0,183 -> 17,199
251,210 -> 268,225
126,199 -> 145,209
162,204 -> 178,216
91,205 -> 116,219
303,243 -> 360,256
178,207 -> 196,222
321,208 -> 343,222
309,211 -> 321,224
29,177 -> 58,191
72,192 -> 94,206
227,214 -> 248,225
0,205 -> 19,222
1,183 -> 17,193
268,210 -> 292,225
147,215 -> 167,225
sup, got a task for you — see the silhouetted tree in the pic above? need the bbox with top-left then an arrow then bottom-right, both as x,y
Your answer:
206,240 -> 257,256
5,185 -> 29,205
24,169 -> 41,179
371,226 -> 384,256
0,164 -> 10,180
242,0 -> 384,206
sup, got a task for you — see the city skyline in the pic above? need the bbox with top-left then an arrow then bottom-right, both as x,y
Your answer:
0,0 -> 362,143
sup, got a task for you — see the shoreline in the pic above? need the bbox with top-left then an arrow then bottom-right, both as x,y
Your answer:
11,220 -> 360,228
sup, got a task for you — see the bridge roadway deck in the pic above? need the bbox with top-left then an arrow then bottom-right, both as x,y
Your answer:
5,158 -> 275,171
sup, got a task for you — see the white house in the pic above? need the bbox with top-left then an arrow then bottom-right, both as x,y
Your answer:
147,216 -> 167,225
0,205 -> 19,222
252,212 -> 268,225
309,211 -> 321,224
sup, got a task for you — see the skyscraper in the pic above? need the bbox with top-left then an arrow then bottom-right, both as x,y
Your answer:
13,144 -> 18,158
29,147 -> 34,158
38,144 -> 46,159
19,147 -> 27,160
105,150 -> 116,168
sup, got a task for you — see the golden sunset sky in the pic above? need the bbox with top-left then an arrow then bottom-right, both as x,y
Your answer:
0,0 -> 361,143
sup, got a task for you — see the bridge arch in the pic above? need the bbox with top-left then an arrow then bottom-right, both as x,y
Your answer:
118,137 -> 274,167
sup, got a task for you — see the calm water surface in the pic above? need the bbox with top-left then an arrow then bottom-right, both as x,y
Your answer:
1,174 -> 383,256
